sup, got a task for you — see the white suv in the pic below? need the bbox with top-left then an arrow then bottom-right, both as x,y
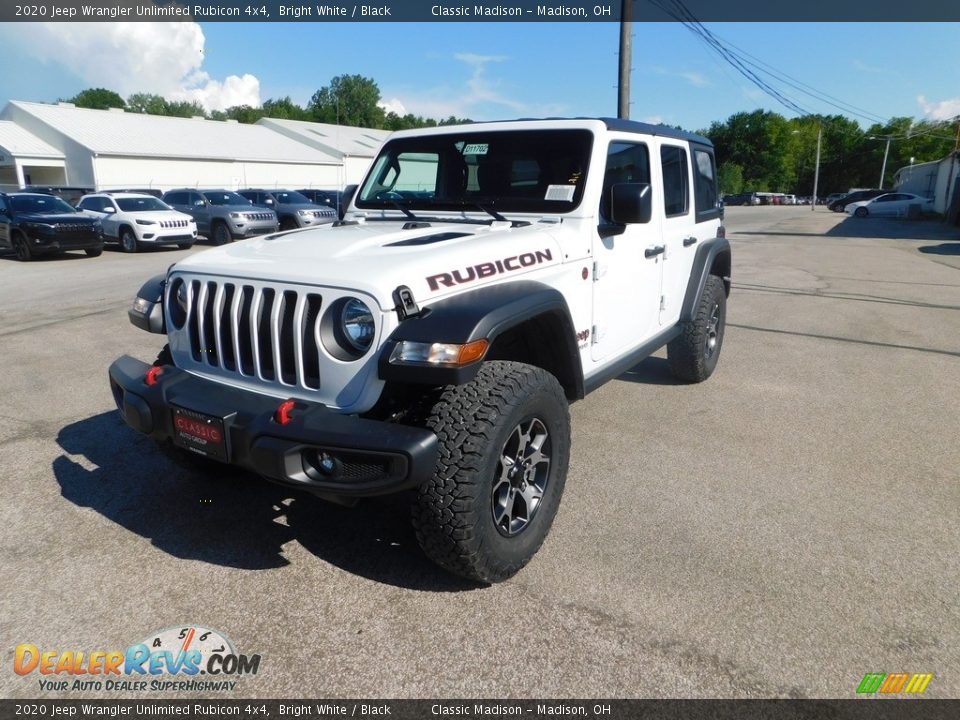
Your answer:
110,118 -> 730,583
78,192 -> 197,252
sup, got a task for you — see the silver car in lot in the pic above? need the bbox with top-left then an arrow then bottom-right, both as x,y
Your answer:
237,189 -> 336,231
162,189 -> 278,245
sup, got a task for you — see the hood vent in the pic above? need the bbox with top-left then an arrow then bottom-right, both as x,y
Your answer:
387,232 -> 472,247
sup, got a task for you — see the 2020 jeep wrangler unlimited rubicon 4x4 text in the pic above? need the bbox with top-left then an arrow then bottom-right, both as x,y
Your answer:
109,119 -> 730,583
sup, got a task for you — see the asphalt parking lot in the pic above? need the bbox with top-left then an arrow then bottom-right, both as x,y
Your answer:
1,206 -> 958,699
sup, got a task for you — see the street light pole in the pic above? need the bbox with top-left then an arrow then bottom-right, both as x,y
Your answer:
811,124 -> 822,211
879,138 -> 891,189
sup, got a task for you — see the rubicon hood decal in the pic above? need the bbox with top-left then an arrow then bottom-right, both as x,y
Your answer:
426,248 -> 555,291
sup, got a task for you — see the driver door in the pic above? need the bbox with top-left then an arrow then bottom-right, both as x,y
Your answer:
591,140 -> 663,362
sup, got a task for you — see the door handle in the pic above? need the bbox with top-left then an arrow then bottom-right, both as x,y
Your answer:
645,245 -> 665,259
683,236 -> 698,247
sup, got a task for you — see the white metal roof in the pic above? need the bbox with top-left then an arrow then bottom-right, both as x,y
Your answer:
256,118 -> 389,158
7,101 -> 341,165
0,120 -> 64,159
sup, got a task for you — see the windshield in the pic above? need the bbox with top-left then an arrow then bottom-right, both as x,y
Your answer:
10,194 -> 78,215
274,191 -> 310,204
203,191 -> 251,206
116,196 -> 172,212
355,129 -> 593,215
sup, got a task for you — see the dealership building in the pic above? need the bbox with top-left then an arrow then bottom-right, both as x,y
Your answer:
0,100 -> 388,193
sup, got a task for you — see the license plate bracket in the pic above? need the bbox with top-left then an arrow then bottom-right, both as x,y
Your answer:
171,406 -> 228,462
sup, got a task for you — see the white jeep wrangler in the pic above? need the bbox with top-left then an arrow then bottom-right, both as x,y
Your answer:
109,118 -> 730,583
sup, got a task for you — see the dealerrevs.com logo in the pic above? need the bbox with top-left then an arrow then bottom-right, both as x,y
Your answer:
14,625 -> 261,693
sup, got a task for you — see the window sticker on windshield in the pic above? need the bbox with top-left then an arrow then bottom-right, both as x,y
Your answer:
545,185 -> 576,202
462,143 -> 489,155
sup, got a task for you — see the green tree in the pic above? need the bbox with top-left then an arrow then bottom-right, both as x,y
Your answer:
165,100 -> 207,118
65,88 -> 126,110
309,74 -> 385,128
222,104 -> 264,123
717,162 -> 744,195
126,93 -> 170,115
261,96 -> 310,121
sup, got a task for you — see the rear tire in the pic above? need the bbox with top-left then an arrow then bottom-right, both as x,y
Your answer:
12,234 -> 32,261
668,274 -> 727,383
412,361 -> 571,583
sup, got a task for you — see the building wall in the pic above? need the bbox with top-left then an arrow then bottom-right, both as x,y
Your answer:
0,104 -> 94,186
933,154 -> 959,216
91,156 -> 341,192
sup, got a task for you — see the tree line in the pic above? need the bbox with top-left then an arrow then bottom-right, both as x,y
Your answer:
63,82 -> 958,195
62,75 -> 470,132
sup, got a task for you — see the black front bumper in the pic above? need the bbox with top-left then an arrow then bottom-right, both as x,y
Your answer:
108,356 -> 438,497
30,233 -> 102,253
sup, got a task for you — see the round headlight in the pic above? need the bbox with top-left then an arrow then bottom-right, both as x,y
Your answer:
340,298 -> 375,353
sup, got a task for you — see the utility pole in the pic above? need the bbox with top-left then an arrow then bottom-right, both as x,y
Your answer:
812,124 -> 822,211
618,0 -> 632,119
879,137 -> 891,189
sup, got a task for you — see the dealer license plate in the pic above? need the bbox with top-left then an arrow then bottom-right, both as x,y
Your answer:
171,406 -> 228,462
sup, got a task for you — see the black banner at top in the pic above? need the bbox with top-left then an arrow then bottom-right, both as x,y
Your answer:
0,0 -> 958,22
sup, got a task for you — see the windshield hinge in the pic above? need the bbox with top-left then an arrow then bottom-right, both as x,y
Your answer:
393,285 -> 421,321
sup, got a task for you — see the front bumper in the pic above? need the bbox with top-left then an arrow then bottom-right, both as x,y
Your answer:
108,356 -> 438,497
228,220 -> 279,237
28,232 -> 102,253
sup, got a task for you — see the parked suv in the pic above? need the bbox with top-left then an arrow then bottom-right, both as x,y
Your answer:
237,189 -> 336,231
0,192 -> 103,261
162,189 -> 278,245
110,118 -> 730,582
77,192 -> 197,252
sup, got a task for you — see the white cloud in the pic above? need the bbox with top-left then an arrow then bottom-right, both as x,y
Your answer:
853,59 -> 886,74
917,95 -> 960,121
378,97 -> 408,116
653,66 -> 710,87
641,115 -> 664,125
0,22 -> 260,112
381,53 -> 567,121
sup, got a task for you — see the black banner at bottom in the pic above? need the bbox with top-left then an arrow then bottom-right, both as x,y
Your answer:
0,700 -> 957,720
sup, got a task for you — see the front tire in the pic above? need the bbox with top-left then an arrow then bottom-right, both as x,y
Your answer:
854,206 -> 868,218
412,361 -> 571,583
12,234 -> 32,261
211,221 -> 232,246
120,228 -> 139,253
668,274 -> 727,383
84,247 -> 103,257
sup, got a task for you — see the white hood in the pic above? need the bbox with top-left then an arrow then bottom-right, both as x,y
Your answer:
174,219 -> 563,309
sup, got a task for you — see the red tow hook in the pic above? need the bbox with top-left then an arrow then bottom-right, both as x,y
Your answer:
275,399 -> 296,425
144,366 -> 163,386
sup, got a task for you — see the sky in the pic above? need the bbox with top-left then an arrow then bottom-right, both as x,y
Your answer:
0,21 -> 957,133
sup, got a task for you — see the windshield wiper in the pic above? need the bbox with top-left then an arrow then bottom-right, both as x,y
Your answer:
472,202 -> 507,223
389,200 -> 420,221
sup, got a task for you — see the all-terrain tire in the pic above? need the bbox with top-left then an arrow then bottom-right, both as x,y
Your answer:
668,274 -> 727,383
412,361 -> 571,583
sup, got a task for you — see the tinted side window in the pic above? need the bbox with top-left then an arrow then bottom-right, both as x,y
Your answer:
165,192 -> 186,205
693,148 -> 719,222
189,192 -> 204,206
661,145 -> 689,217
600,142 -> 650,222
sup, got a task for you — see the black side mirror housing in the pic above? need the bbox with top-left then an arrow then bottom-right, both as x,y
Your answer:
610,183 -> 652,224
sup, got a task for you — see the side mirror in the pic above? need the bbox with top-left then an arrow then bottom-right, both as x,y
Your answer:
610,183 -> 652,225
103,207 -> 115,214
194,199 -> 205,207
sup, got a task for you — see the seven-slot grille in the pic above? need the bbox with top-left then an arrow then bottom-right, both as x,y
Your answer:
160,219 -> 190,228
169,277 -> 326,391
54,222 -> 96,234
245,212 -> 274,221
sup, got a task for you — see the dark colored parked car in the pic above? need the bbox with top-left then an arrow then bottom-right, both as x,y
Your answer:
829,189 -> 885,212
23,185 -> 95,206
0,192 -> 103,261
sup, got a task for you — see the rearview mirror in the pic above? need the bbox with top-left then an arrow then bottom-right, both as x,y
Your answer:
610,183 -> 652,224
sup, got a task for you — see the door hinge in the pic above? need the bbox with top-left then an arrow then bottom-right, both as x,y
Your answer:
592,261 -> 607,281
591,325 -> 605,344
660,295 -> 667,312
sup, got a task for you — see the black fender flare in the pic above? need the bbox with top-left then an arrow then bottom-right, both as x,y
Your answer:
379,280 -> 584,397
679,237 -> 731,323
128,273 -> 167,334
